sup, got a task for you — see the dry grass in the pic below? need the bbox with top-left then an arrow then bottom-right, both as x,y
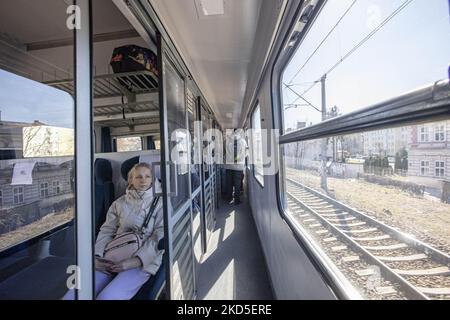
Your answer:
0,208 -> 74,252
286,167 -> 450,255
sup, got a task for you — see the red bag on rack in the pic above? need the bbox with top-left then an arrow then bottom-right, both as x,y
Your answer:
110,45 -> 158,90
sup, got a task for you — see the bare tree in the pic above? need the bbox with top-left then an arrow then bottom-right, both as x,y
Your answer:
23,126 -> 53,157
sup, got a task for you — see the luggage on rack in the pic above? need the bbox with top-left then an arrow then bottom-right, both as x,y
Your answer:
110,45 -> 158,91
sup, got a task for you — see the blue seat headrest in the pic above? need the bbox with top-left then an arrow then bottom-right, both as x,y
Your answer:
121,156 -> 140,181
94,158 -> 112,184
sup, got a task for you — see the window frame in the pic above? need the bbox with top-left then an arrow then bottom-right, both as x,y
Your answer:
40,182 -> 49,198
420,126 -> 429,142
420,160 -> 429,176
251,102 -> 264,188
244,126 -> 251,170
13,186 -> 24,205
269,0 -> 450,300
435,125 -> 445,141
53,181 -> 61,195
0,0 -> 94,299
435,161 -> 445,177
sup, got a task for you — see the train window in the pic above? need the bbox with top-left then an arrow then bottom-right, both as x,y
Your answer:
115,136 -> 143,152
245,128 -> 251,170
0,69 -> 75,253
0,1 -> 75,301
276,0 -> 450,299
201,107 -> 211,179
281,0 -> 450,133
187,88 -> 201,191
166,61 -> 190,212
251,104 -> 264,186
280,120 -> 450,299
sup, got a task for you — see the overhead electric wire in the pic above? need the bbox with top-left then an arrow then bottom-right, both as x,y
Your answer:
283,83 -> 321,113
287,0 -> 358,85
289,0 -> 414,104
324,0 -> 414,76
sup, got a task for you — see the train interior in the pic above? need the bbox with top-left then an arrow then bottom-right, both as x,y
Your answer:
0,0 -> 273,299
1,0 -> 450,301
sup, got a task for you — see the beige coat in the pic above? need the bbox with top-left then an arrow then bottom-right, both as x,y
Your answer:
95,181 -> 164,275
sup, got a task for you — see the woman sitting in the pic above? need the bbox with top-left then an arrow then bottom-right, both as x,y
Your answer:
64,162 -> 164,300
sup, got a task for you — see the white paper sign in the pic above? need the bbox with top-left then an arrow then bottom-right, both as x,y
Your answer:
11,162 -> 36,185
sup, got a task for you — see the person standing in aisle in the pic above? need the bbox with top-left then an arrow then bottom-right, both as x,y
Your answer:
224,129 -> 247,205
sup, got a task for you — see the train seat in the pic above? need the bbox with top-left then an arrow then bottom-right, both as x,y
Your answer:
120,156 -> 140,183
94,158 -> 115,235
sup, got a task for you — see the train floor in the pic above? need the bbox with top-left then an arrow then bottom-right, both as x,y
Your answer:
196,191 -> 273,300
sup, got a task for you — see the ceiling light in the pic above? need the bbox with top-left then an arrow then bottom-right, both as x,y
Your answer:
196,0 -> 224,16
226,112 -> 233,119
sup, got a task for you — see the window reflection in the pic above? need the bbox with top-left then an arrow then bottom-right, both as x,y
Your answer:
0,70 -> 74,251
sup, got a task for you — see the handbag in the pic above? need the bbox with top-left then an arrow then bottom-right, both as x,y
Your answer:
103,196 -> 160,263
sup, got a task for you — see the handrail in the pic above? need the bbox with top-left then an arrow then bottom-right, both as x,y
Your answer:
280,79 -> 450,144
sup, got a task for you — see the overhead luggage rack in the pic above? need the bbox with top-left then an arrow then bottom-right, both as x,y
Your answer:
44,71 -> 159,128
44,70 -> 158,98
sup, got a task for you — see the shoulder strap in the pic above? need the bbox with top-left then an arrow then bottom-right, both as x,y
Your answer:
234,137 -> 238,163
140,195 -> 161,232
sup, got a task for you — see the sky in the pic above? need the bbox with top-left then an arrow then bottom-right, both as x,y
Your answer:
0,69 -> 74,128
282,0 -> 450,131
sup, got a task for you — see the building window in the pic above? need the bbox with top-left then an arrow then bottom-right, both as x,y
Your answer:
420,127 -> 429,142
13,187 -> 24,205
53,181 -> 61,194
435,125 -> 445,141
435,161 -> 445,177
0,190 -> 2,207
40,182 -> 49,198
420,161 -> 429,176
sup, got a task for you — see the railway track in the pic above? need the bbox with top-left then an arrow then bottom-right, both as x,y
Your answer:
286,177 -> 450,300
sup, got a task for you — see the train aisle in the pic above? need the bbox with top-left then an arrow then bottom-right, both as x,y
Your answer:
196,191 -> 273,300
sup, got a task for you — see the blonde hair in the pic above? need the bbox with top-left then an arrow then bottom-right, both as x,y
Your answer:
127,162 -> 152,188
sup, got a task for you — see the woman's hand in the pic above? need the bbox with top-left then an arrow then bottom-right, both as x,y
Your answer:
95,256 -> 114,272
108,257 -> 143,273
